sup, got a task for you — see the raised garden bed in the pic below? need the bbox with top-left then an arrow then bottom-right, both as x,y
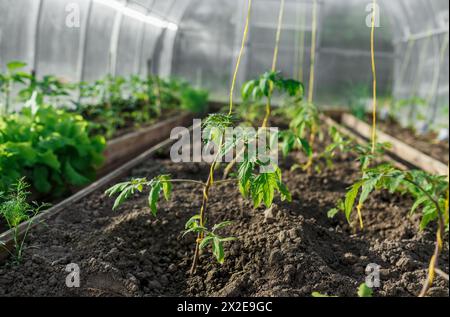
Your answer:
100,111 -> 193,176
337,113 -> 448,176
374,117 -> 449,164
0,123 -> 448,297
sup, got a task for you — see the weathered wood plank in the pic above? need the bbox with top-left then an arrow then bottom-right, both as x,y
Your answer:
341,114 -> 447,175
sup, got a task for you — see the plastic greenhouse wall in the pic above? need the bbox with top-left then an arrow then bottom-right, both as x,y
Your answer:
0,0 -> 448,130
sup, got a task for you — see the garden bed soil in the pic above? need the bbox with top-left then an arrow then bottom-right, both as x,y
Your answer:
0,140 -> 448,297
370,116 -> 449,164
108,109 -> 181,140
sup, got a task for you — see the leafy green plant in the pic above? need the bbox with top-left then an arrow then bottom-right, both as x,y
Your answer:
72,75 -> 208,139
329,146 -> 448,231
180,86 -> 209,114
19,73 -> 72,107
106,112 -> 291,273
0,104 -> 105,195
0,178 -> 48,261
242,71 -> 303,102
279,101 -> 320,171
222,72 -> 303,179
0,61 -> 31,114
240,71 -> 303,126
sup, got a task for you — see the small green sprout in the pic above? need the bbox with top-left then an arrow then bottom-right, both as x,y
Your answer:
0,178 -> 48,261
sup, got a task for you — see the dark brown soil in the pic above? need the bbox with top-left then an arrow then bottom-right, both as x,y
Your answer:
0,147 -> 448,297
374,117 -> 449,163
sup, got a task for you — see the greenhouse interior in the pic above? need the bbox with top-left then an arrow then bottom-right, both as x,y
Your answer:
0,0 -> 449,300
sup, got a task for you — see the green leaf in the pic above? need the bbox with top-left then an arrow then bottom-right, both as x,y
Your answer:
420,204 -> 438,230
199,235 -> 214,249
149,182 -> 162,217
212,237 -> 225,264
357,283 -> 373,297
261,174 -> 275,207
410,195 -> 428,215
259,78 -> 269,96
358,177 -> 378,206
112,187 -> 132,211
327,208 -> 340,219
7,61 -> 27,72
212,221 -> 233,232
63,161 -> 90,186
160,175 -> 172,201
36,150 -> 60,170
281,131 -> 295,157
105,181 -> 132,196
277,180 -> 292,202
242,81 -> 255,100
185,214 -> 201,229
238,157 -> 253,197
298,137 -> 312,158
344,182 -> 362,223
33,166 -> 52,193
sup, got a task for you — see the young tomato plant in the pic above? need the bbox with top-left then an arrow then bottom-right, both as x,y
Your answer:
0,178 -> 48,262
222,71 -> 303,179
278,101 -> 321,172
0,61 -> 31,115
239,72 -> 326,174
106,113 -> 291,274
19,73 -> 71,107
240,71 -> 303,127
329,141 -> 449,297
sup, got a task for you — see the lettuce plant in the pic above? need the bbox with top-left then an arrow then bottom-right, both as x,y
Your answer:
0,105 -> 105,196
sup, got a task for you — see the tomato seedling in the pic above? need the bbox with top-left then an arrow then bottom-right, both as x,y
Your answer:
106,113 -> 291,273
329,139 -> 449,296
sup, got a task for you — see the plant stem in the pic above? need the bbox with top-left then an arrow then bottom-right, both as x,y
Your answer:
229,0 -> 252,116
307,0 -> 317,104
419,213 -> 445,297
190,160 -> 218,274
356,204 -> 364,229
303,125 -> 317,173
222,0 -> 253,179
401,178 -> 446,297
262,0 -> 285,128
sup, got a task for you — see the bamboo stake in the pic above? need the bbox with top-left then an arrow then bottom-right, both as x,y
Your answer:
262,0 -> 285,128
